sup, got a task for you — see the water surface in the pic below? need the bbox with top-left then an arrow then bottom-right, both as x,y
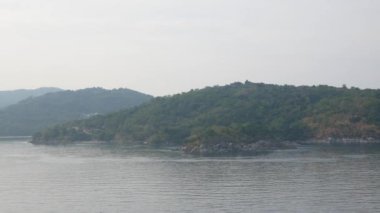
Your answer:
0,140 -> 379,212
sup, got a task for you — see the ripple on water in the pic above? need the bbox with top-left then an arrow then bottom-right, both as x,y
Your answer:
0,141 -> 379,213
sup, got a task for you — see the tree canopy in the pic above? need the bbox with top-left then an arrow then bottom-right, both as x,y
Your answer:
0,88 -> 152,136
32,82 -> 380,146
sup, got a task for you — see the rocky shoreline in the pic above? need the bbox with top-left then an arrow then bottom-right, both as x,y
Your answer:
30,137 -> 380,156
300,138 -> 380,145
181,138 -> 380,156
181,140 -> 298,156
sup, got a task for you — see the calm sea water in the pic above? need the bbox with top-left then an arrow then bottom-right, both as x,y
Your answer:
0,140 -> 379,213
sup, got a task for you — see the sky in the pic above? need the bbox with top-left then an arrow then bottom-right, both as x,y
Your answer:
0,0 -> 379,96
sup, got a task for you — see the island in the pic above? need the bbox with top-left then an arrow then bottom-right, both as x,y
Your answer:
31,81 -> 380,155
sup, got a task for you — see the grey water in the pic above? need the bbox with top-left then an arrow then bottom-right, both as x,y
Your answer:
0,140 -> 379,213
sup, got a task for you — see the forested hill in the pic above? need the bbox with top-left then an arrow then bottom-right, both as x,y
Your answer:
32,82 -> 380,147
0,88 -> 152,136
0,87 -> 62,109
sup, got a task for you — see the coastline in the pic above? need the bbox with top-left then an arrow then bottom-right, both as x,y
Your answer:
30,137 -> 380,156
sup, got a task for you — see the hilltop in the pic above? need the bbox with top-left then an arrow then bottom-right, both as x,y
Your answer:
32,82 -> 380,155
0,88 -> 152,136
0,87 -> 62,109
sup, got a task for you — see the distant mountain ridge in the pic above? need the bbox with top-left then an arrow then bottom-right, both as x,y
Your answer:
0,87 -> 62,109
32,81 -> 380,155
0,87 -> 152,136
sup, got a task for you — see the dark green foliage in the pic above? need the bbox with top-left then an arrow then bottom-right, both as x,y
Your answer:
0,87 -> 62,109
0,88 -> 152,136
32,82 -> 380,145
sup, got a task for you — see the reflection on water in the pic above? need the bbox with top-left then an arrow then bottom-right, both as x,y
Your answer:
0,140 -> 379,213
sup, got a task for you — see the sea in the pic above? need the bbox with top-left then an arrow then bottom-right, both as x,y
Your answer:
0,138 -> 379,212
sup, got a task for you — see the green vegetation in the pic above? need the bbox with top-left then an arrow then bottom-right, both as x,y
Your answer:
0,88 -> 152,136
0,87 -> 62,109
32,82 -> 380,147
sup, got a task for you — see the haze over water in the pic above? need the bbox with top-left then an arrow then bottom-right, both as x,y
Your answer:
0,139 -> 379,212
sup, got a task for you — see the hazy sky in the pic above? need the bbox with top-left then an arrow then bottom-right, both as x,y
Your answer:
1,0 -> 379,96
